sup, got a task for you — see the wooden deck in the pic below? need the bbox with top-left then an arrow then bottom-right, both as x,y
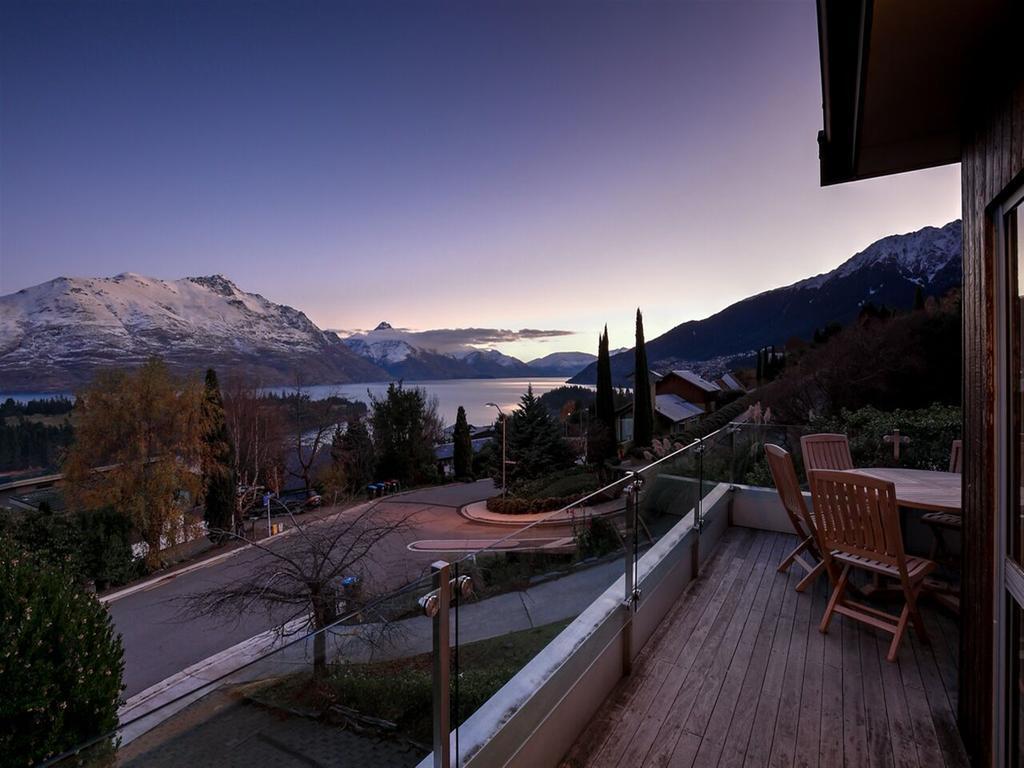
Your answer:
562,527 -> 969,768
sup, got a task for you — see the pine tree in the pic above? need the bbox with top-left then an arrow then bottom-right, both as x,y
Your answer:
202,368 -> 236,539
504,385 -> 574,487
452,405 -> 473,479
588,327 -> 618,463
632,309 -> 654,447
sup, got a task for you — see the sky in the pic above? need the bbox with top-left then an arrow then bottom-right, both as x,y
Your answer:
0,0 -> 961,361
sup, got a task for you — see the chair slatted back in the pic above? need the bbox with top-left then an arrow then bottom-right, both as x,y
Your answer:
949,439 -> 963,474
810,469 -> 905,570
801,433 -> 854,472
765,444 -> 813,539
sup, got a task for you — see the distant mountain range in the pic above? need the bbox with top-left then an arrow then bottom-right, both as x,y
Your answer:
0,278 -> 596,391
0,220 -> 962,392
339,322 -> 595,379
570,219 -> 963,384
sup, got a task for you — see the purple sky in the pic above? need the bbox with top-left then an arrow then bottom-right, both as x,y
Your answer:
0,1 -> 961,360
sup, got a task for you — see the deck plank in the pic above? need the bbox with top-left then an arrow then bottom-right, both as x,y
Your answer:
563,528 -> 966,768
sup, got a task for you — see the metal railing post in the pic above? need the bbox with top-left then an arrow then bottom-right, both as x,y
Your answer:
431,560 -> 451,768
623,474 -> 642,674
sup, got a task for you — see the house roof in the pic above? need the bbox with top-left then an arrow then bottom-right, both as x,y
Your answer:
667,370 -> 721,393
816,0 -> 1007,185
718,373 -> 745,392
434,438 -> 489,461
654,394 -> 704,424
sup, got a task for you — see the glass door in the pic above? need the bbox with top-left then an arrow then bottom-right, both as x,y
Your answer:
1001,192 -> 1024,766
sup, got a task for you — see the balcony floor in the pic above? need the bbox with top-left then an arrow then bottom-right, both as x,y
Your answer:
562,527 -> 969,768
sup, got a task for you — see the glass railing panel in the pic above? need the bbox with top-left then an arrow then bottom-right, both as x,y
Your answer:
447,472 -> 635,765
41,572 -> 438,768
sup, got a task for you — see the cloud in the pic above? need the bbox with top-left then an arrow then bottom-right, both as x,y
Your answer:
330,325 -> 576,353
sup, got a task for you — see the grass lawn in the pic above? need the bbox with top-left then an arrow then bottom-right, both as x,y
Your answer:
255,619 -> 572,746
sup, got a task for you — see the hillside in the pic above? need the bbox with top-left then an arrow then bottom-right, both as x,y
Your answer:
569,220 -> 963,384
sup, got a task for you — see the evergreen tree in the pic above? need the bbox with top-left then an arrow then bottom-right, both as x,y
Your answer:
202,369 -> 236,539
914,284 -> 926,311
1,540 -> 124,766
370,383 -> 443,484
503,385 -> 574,488
452,406 -> 473,479
332,416 -> 376,492
588,327 -> 618,463
632,309 -> 654,447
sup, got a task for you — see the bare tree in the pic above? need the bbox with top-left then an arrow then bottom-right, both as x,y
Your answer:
180,502 -> 417,676
283,379 -> 338,493
222,377 -> 285,524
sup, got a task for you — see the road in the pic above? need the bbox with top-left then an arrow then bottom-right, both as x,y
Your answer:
110,480 -> 570,697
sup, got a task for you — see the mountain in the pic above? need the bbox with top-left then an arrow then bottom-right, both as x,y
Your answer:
0,273 -> 388,391
343,322 -> 563,379
526,351 -> 597,376
342,324 -> 481,380
452,348 -> 534,377
569,220 -> 963,384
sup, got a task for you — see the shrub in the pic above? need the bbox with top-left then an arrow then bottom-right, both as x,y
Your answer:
0,540 -> 124,766
813,404 -> 962,471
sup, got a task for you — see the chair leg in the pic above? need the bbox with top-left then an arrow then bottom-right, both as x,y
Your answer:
907,585 -> 930,645
796,559 -> 826,593
777,536 -> 812,574
820,564 -> 850,634
887,604 -> 910,663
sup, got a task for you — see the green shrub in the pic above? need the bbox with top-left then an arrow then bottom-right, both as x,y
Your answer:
813,404 -> 962,471
0,540 -> 124,766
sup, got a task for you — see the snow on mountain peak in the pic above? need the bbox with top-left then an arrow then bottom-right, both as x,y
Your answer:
374,321 -> 394,331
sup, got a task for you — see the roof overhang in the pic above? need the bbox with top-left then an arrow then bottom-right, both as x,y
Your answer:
816,0 -> 1009,186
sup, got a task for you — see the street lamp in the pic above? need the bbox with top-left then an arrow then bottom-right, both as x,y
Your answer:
486,402 -> 507,498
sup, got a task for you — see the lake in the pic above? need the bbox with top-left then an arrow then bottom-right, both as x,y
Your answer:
2,377 -> 578,427
262,377 -> 575,426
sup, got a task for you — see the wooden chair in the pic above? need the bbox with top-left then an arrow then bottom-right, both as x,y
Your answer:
810,470 -> 936,662
800,433 -> 854,473
923,439 -> 964,563
764,444 -> 826,592
948,439 -> 963,473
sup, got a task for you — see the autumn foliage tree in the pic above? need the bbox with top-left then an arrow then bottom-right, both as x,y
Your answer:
65,359 -> 208,568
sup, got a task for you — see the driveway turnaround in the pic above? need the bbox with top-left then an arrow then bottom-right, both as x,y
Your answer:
109,479 -> 563,698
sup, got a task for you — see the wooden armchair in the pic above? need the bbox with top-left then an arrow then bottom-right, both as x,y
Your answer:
948,439 -> 963,473
764,444 -> 826,592
800,433 -> 854,473
810,470 -> 936,662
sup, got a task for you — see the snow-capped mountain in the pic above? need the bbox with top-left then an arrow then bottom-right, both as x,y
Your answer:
570,220 -> 963,384
452,348 -> 534,377
0,273 -> 387,391
526,351 -> 597,376
342,322 -> 540,379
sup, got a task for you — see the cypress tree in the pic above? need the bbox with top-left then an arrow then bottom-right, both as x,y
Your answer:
202,369 -> 236,539
632,309 -> 654,447
452,405 -> 473,479
914,285 -> 926,311
588,326 -> 618,463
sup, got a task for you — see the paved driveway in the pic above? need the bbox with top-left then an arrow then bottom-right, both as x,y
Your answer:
110,480 -> 555,698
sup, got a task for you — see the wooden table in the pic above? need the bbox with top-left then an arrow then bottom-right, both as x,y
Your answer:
849,467 -> 961,514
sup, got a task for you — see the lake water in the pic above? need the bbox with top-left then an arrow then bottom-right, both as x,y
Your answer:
265,377 -> 574,426
2,377 -> 577,427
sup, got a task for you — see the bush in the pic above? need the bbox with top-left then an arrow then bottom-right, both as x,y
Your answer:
0,540 -> 124,766
813,404 -> 962,471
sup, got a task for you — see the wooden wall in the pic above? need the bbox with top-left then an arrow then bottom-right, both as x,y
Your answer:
960,72 -> 1024,767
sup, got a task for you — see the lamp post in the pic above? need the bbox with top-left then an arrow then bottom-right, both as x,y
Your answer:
486,402 -> 507,498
